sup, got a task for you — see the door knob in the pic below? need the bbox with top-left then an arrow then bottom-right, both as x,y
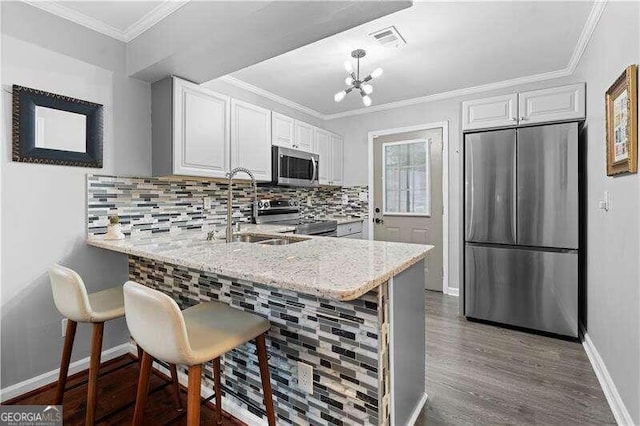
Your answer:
375,207 -> 380,213
374,218 -> 384,224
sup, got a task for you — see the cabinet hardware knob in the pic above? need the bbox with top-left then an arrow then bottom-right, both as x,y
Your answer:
511,117 -> 517,121
520,117 -> 527,121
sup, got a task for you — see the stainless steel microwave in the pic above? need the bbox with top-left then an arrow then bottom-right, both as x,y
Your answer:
271,146 -> 319,187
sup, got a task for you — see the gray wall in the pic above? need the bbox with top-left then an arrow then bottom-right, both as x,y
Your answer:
326,2 -> 640,421
571,2 -> 639,422
1,2 -> 151,389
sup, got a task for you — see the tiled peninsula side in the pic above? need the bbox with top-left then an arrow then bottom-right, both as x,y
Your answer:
129,255 -> 390,425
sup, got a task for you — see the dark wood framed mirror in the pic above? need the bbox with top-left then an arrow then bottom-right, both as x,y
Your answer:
12,85 -> 103,168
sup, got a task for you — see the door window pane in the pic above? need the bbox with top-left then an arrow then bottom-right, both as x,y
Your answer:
383,140 -> 430,215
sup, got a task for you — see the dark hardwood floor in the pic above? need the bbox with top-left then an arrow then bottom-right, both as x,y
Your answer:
416,291 -> 616,425
4,355 -> 243,425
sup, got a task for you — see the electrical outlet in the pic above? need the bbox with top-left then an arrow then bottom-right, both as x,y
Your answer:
306,196 -> 312,207
297,361 -> 314,394
341,194 -> 349,205
203,196 -> 211,210
61,318 -> 68,338
359,192 -> 368,202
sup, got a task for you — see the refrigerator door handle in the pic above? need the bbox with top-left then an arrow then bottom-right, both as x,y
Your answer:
512,139 -> 518,242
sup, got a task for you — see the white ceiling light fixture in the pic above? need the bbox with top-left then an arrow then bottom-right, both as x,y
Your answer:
334,49 -> 383,107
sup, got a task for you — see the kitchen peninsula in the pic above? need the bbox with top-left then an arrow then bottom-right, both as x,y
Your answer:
89,228 -> 430,425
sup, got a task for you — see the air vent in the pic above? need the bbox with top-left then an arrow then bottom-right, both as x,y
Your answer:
369,26 -> 406,48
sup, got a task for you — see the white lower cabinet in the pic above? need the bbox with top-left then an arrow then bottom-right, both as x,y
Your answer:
230,99 -> 272,182
337,221 -> 363,238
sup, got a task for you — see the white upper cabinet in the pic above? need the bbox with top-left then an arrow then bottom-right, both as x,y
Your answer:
173,78 -> 230,178
231,99 -> 272,182
295,120 -> 315,152
462,83 -> 586,131
315,128 -> 331,184
462,94 -> 518,131
518,83 -> 586,125
272,112 -> 295,149
330,133 -> 344,186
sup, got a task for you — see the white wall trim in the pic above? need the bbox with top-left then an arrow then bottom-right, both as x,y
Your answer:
406,392 -> 428,426
367,122 -> 450,294
566,0 -> 608,74
580,325 -> 634,426
0,342 -> 131,402
216,75 -> 325,120
221,0 -> 606,122
22,0 -> 189,43
445,287 -> 459,297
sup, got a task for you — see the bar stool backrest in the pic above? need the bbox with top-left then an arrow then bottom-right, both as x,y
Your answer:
123,281 -> 192,365
49,264 -> 93,323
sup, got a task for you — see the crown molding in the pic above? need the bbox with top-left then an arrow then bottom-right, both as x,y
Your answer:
217,75 -> 326,120
22,0 -> 189,43
567,0 -> 607,73
226,0 -> 606,121
123,1 -> 189,42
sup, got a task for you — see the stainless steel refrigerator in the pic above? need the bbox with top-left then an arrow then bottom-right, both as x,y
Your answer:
464,122 -> 580,338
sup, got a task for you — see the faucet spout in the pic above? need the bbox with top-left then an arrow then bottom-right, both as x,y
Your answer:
226,167 -> 257,243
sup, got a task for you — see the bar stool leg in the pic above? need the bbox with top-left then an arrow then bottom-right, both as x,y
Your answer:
86,322 -> 104,425
256,334 -> 276,426
169,364 -> 183,411
187,365 -> 202,426
132,351 -> 153,426
212,358 -> 223,425
136,344 -> 143,366
55,319 -> 77,405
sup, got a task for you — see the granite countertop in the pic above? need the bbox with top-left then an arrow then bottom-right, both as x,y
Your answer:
87,225 -> 432,301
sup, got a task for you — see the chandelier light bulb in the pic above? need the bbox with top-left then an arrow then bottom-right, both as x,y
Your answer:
345,76 -> 354,86
362,95 -> 372,107
334,91 -> 346,103
344,61 -> 354,73
362,84 -> 373,95
371,67 -> 384,79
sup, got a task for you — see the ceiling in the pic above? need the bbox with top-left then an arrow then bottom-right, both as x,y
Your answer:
228,1 -> 595,117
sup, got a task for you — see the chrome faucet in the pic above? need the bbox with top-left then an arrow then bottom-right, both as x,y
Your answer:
226,167 -> 257,243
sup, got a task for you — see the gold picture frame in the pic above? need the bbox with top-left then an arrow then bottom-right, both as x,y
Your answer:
606,64 -> 637,176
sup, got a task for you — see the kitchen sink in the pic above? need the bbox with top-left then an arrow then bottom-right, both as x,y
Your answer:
258,238 -> 305,246
231,235 -> 274,243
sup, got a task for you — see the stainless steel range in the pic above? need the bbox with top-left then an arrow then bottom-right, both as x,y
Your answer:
254,199 -> 337,236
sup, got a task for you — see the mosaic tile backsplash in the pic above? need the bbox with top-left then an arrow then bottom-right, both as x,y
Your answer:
87,175 -> 368,236
129,256 -> 384,425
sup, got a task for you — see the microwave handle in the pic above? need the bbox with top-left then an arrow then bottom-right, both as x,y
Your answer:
311,157 -> 318,184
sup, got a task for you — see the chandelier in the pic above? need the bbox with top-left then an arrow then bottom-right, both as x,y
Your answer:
334,49 -> 383,107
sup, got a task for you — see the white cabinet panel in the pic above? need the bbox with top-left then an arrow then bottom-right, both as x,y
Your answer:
330,133 -> 344,186
337,221 -> 363,237
173,78 -> 230,177
462,94 -> 518,131
295,120 -> 315,152
519,83 -> 586,124
231,99 -> 272,182
272,112 -> 294,148
315,128 -> 331,184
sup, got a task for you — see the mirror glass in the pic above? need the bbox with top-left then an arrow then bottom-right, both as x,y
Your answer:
35,106 -> 86,153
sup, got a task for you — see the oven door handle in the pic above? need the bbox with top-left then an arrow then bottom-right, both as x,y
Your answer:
311,157 -> 318,185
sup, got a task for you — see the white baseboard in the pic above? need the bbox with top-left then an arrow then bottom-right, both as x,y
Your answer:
580,325 -> 634,425
445,287 -> 459,297
0,342 -> 131,402
406,392 -> 428,426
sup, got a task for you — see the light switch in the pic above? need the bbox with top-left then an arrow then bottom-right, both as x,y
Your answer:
598,191 -> 609,212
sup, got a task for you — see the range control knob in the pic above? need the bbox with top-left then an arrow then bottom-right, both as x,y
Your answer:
264,201 -> 270,208
258,201 -> 265,209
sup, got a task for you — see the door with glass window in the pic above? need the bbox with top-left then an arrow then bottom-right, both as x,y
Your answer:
373,129 -> 443,291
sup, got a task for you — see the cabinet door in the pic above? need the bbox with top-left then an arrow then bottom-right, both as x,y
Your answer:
231,99 -> 272,182
173,78 -> 230,178
462,94 -> 518,131
295,120 -> 314,152
272,112 -> 294,148
315,129 -> 330,184
330,133 -> 344,186
518,83 -> 585,125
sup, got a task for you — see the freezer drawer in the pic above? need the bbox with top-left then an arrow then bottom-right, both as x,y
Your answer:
465,129 -> 517,245
465,244 -> 578,337
517,123 -> 579,249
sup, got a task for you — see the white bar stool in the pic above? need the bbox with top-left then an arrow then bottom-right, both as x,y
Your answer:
48,264 -> 181,424
123,281 -> 276,426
